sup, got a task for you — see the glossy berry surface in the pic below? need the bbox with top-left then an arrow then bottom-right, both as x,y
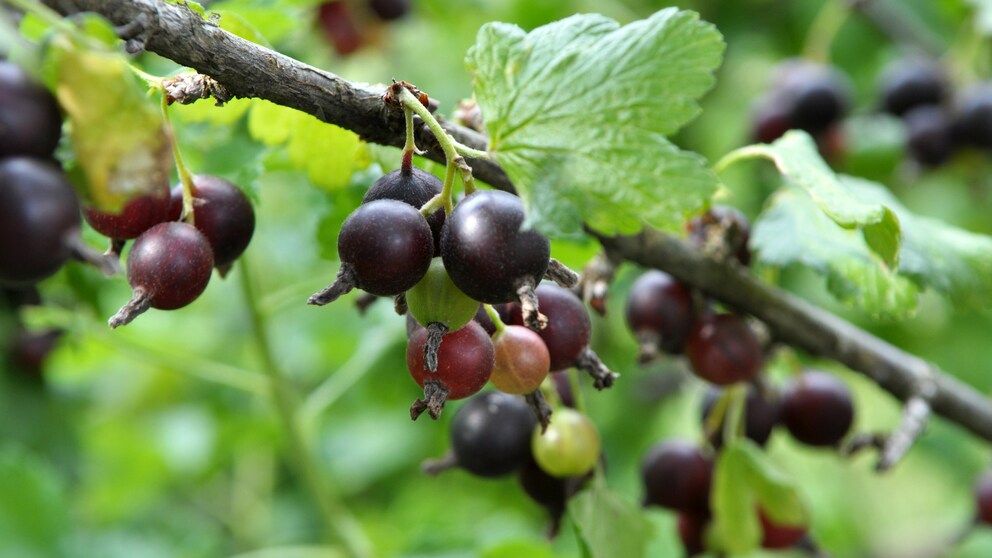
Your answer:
363,167 -> 445,252
508,283 -> 590,370
641,439 -> 713,514
339,199 -> 433,296
0,157 -> 80,285
406,259 -> 478,332
880,59 -> 947,117
685,313 -> 763,386
625,270 -> 695,355
440,190 -> 550,304
904,105 -> 954,167
532,408 -> 600,478
760,509 -> 807,550
368,0 -> 410,20
780,370 -> 854,447
450,391 -> 537,477
975,470 -> 992,524
0,61 -> 62,159
701,385 -> 779,449
84,189 -> 171,240
491,325 -> 551,395
169,176 -> 255,268
126,222 -> 214,310
406,321 -> 494,400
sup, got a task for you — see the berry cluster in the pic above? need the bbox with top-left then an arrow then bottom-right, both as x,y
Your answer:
0,59 -> 255,329
625,206 -> 857,554
317,0 -> 412,56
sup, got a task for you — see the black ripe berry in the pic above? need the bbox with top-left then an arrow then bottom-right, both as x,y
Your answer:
440,190 -> 550,304
641,439 -> 713,514
685,313 -> 763,386
775,60 -> 851,135
169,176 -> 256,272
363,167 -> 445,252
368,0 -> 410,20
0,61 -> 62,159
879,59 -> 947,117
309,199 -> 433,305
701,385 -> 779,449
508,283 -> 590,371
903,106 -> 955,167
780,370 -> 854,447
625,270 -> 696,359
677,512 -> 709,557
406,321 -> 494,420
449,391 -> 537,477
108,222 -> 214,328
84,188 -> 171,241
0,158 -> 80,286
952,85 -> 992,150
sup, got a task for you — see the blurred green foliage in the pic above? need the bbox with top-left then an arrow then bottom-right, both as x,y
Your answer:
3,0 -> 992,557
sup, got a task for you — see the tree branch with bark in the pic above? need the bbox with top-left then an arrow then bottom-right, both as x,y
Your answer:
39,0 -> 992,454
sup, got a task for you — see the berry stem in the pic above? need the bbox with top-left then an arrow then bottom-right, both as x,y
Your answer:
410,380 -> 450,420
107,288 -> 153,329
802,0 -> 850,63
397,86 -> 478,202
516,278 -> 548,331
423,322 -> 449,372
308,263 -> 358,306
239,256 -> 372,558
160,94 -> 197,224
574,346 -> 619,390
400,106 -> 421,175
525,389 -> 553,432
420,451 -> 459,476
483,304 -> 506,334
66,232 -> 121,276
702,388 -> 731,447
722,383 -> 748,445
544,258 -> 580,289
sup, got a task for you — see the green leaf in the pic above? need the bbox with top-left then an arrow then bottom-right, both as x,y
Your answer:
711,443 -> 761,555
482,540 -> 558,558
844,177 -> 992,310
248,101 -> 367,191
466,9 -> 725,236
52,39 -> 170,211
0,446 -> 68,557
568,485 -> 651,558
752,187 -> 919,317
736,440 -> 807,527
722,131 -> 901,263
212,9 -> 272,47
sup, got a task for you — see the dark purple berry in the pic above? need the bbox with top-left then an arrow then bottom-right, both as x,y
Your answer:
0,158 -> 80,286
904,105 -> 955,167
362,167 -> 445,253
84,188 -> 171,240
642,439 -> 713,514
440,190 -> 550,304
780,370 -> 854,447
449,391 -> 537,477
975,470 -> 992,524
773,60 -> 851,135
952,84 -> 992,150
108,222 -> 214,328
508,283 -> 590,370
625,270 -> 696,358
701,385 -> 779,449
879,59 -> 947,117
169,176 -> 255,270
685,313 -> 763,386
0,61 -> 62,159
368,0 -> 410,20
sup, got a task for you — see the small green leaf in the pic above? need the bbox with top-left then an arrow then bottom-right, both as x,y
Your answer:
722,131 -> 901,262
466,9 -> 725,236
711,443 -> 761,555
52,39 -> 170,210
753,187 -> 919,317
736,440 -> 807,527
568,485 -> 651,558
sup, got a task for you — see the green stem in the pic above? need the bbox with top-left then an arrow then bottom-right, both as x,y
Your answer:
398,87 -> 478,199
803,0 -> 850,63
722,384 -> 748,444
401,106 -> 419,174
483,304 -> 506,334
440,161 -> 457,215
713,144 -> 769,174
161,94 -> 197,222
702,388 -> 731,445
239,256 -> 372,558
